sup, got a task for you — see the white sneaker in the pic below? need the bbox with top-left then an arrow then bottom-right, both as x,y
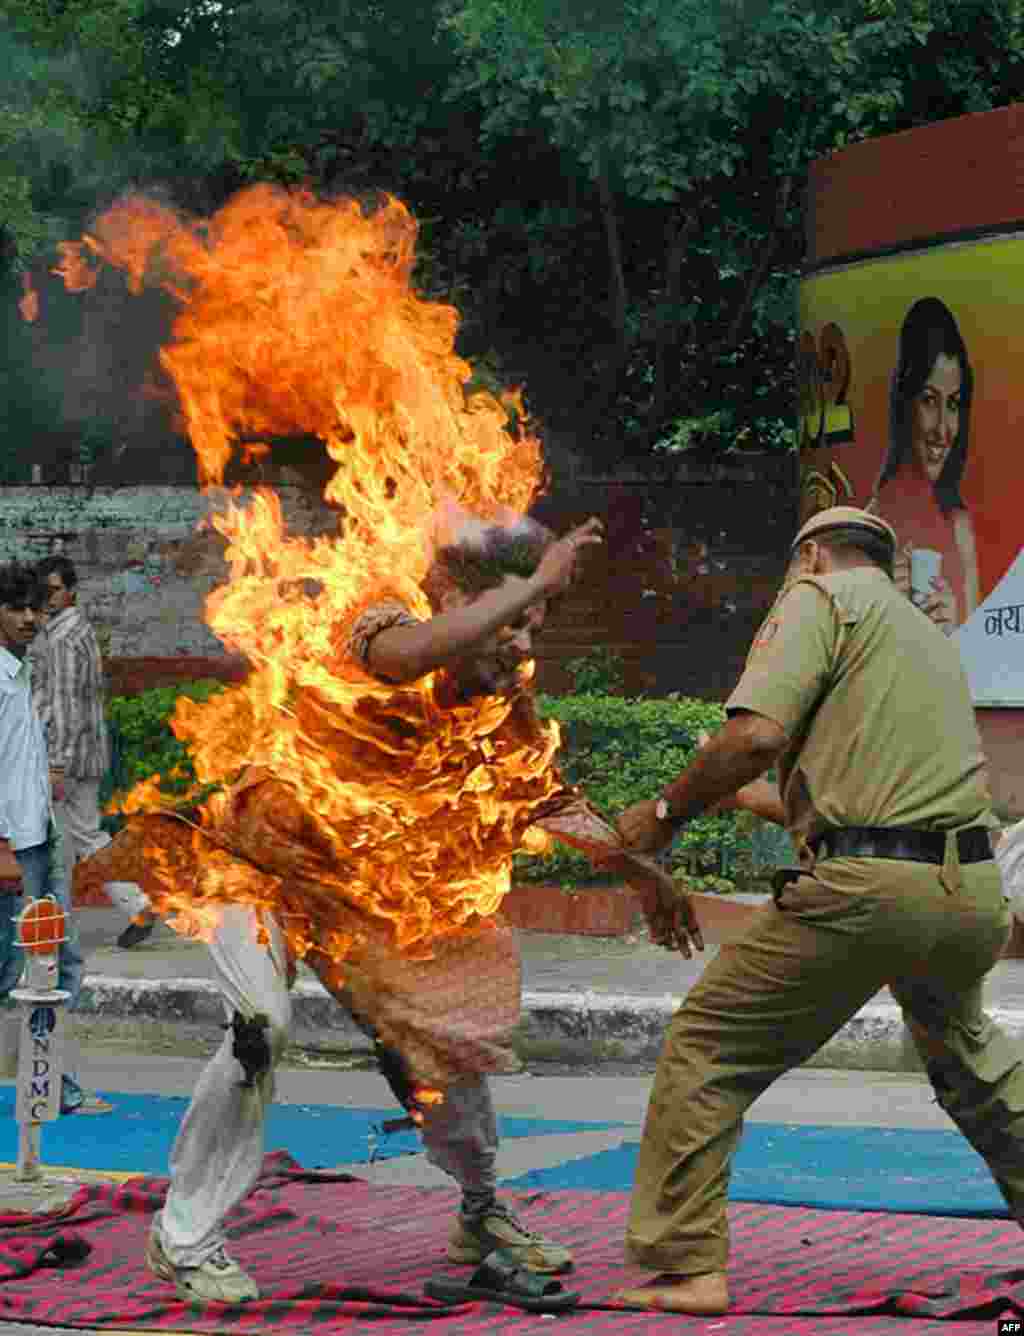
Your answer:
146,1226 -> 259,1303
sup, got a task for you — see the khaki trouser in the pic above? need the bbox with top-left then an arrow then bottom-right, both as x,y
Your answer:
627,850 -> 1018,1276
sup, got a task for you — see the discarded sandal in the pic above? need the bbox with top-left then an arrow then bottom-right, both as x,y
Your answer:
424,1247 -> 581,1313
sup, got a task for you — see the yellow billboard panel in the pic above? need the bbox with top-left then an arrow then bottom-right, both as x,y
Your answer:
800,235 -> 1024,706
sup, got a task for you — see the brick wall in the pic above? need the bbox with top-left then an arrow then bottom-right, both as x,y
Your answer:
531,468 -> 796,698
0,468 -> 795,701
0,484 -> 337,660
4,475 -> 1019,816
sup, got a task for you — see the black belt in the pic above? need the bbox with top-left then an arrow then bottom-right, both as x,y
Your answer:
810,825 -> 993,865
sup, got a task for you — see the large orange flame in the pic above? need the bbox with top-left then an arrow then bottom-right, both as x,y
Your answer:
61,186 -> 559,966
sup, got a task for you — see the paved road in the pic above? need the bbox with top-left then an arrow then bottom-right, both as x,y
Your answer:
0,1049 -> 1001,1336
6,909 -> 1024,1334
57,907 -> 1024,1077
71,907 -> 1024,1013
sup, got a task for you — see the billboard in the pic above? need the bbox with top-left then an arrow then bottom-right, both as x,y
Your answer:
800,234 -> 1024,706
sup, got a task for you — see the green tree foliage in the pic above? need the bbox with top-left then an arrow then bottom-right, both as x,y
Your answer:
521,690 -> 743,888
442,0 -> 1024,461
105,678 -> 227,800
3,0 -> 1023,474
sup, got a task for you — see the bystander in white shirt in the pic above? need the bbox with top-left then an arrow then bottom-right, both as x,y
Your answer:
0,647 -> 50,852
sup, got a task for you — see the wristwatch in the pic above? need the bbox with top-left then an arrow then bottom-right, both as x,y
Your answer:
655,796 -> 673,822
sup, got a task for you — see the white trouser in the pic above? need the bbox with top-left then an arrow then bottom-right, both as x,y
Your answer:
103,878 -> 152,918
997,820 -> 1024,914
54,777 -> 112,900
157,904 -> 497,1267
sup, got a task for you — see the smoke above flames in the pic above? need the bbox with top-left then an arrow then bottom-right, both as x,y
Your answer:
54,183 -> 547,795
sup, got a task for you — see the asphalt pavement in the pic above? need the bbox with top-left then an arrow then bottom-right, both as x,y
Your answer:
0,1060 -> 1005,1336
4,905 -> 1024,1336
57,903 -> 1024,1074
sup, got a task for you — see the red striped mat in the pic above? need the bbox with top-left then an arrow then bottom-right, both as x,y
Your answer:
2,1152 -> 1021,1334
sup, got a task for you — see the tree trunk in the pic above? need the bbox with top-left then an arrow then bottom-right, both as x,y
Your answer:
713,175 -> 795,359
597,163 -> 628,364
648,207 -> 698,441
576,162 -> 632,458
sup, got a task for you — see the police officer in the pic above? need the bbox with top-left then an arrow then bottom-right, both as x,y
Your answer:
613,505 -> 1015,1315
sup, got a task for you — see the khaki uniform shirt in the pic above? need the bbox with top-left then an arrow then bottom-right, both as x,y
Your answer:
726,566 -> 994,855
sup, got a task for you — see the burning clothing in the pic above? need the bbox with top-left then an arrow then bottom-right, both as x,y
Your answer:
50,185 -> 662,1282
56,185 -> 670,1084
78,605 -> 649,1087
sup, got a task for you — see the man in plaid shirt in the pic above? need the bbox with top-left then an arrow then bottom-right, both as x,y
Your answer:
32,555 -> 110,874
33,556 -> 153,948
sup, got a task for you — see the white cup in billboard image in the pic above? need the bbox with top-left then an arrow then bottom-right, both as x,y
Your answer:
910,547 -> 943,606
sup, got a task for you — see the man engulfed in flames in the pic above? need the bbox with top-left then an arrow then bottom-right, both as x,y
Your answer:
66,186 -> 696,1305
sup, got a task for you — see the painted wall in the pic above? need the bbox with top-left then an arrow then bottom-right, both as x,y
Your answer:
0,471 -> 795,700
2,475 -> 1018,817
0,484 -> 338,659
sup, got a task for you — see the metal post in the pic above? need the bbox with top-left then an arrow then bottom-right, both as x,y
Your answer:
16,1122 -> 42,1183
11,898 -> 69,1183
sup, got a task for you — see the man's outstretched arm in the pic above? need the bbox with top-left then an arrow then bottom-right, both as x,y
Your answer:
617,711 -> 788,856
721,776 -> 786,827
366,519 -> 602,682
367,579 -> 540,683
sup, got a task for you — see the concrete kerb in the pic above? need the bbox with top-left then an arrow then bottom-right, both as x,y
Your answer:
60,974 -> 1024,1074
514,991 -> 926,1072
75,975 -> 373,1056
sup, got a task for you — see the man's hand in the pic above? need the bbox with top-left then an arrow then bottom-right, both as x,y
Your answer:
630,869 -> 703,958
532,518 -> 603,598
617,798 -> 674,856
49,767 -> 66,803
604,854 -> 703,958
646,892 -> 703,958
723,776 -> 786,826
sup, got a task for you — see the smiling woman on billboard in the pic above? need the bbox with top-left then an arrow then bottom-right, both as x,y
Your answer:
869,297 -> 980,634
799,105 -> 1024,712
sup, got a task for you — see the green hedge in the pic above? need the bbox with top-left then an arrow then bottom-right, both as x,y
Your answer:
101,680 -> 228,824
103,681 -> 791,890
520,693 -> 777,889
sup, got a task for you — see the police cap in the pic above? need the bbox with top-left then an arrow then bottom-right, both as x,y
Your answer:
790,506 -> 897,557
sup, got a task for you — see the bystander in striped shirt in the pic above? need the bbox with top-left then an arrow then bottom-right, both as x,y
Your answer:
31,605 -> 110,780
